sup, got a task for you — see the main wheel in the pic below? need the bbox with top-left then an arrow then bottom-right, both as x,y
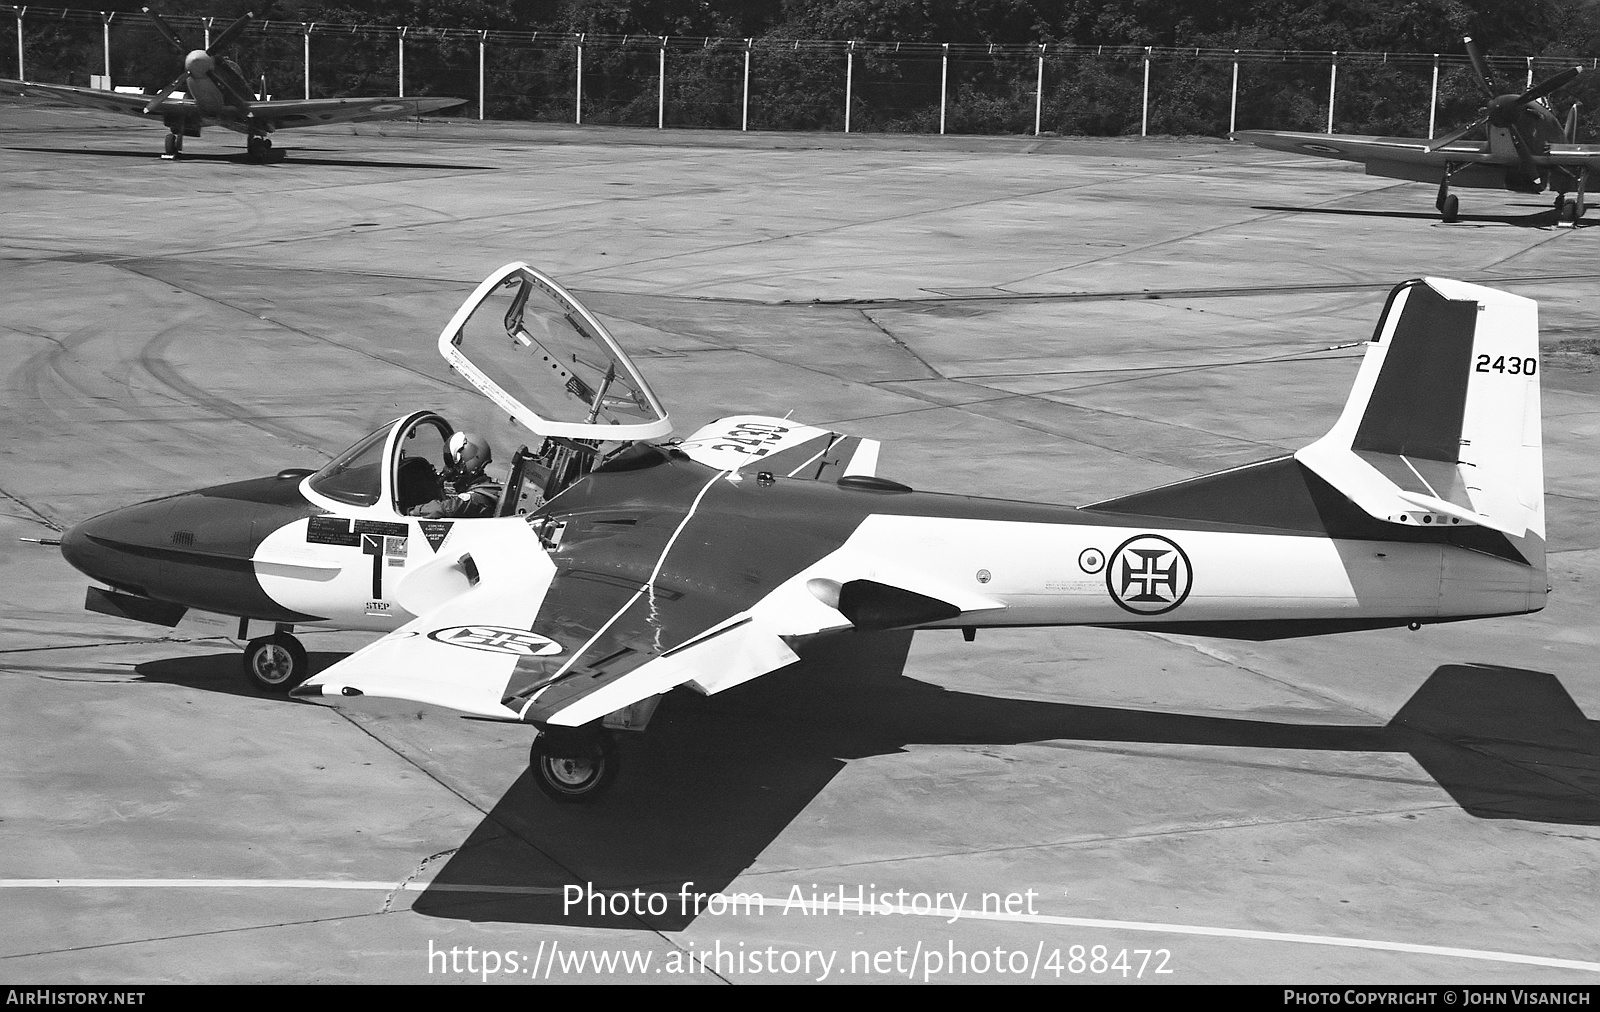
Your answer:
531,730 -> 618,802
1440,194 -> 1460,223
1563,196 -> 1583,225
246,135 -> 264,159
163,133 -> 178,158
242,633 -> 309,693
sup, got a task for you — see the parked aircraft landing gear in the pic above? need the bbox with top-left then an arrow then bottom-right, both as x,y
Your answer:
531,728 -> 618,802
1436,163 -> 1461,223
246,135 -> 274,160
162,132 -> 182,159
242,632 -> 309,693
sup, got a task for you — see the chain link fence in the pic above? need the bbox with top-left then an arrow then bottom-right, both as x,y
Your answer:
9,5 -> 1600,140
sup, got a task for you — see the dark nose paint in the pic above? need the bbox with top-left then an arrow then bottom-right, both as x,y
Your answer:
61,473 -> 328,623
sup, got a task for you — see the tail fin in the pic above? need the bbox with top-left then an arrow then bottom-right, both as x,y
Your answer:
1294,278 -> 1544,547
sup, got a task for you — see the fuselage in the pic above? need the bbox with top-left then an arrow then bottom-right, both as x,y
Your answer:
59,442 -> 1545,647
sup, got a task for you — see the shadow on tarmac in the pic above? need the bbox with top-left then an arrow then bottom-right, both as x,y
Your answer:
1253,203 -> 1576,227
2,144 -> 495,170
134,642 -> 1600,930
396,635 -> 1600,930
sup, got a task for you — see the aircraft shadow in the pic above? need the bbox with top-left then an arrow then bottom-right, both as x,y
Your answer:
1253,204 -> 1571,227
408,639 -> 1600,931
134,650 -> 349,698
3,145 -> 494,171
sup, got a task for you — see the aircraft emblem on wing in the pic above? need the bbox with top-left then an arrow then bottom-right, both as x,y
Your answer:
1107,535 -> 1192,615
428,626 -> 565,656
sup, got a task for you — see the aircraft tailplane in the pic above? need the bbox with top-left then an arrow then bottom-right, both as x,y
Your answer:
1293,278 -> 1544,553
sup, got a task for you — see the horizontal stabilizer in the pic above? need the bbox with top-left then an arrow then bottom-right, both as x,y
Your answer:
678,414 -> 881,479
1295,278 -> 1543,540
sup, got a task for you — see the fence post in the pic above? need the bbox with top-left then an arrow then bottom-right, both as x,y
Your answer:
479,30 -> 487,120
1526,56 -> 1534,90
203,16 -> 211,50
102,12 -> 111,86
575,34 -> 583,124
398,27 -> 406,97
303,24 -> 312,100
1429,53 -> 1438,138
1141,46 -> 1150,137
1326,52 -> 1337,133
939,42 -> 948,134
1229,50 -> 1239,135
15,7 -> 24,82
742,38 -> 751,131
1035,44 -> 1044,136
845,40 -> 854,133
658,36 -> 667,129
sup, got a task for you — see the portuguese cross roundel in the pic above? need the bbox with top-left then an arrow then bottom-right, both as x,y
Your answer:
1106,534 -> 1193,615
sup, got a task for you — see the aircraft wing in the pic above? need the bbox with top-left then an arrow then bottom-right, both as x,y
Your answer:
248,96 -> 467,129
0,80 -> 187,118
1232,130 -> 1499,166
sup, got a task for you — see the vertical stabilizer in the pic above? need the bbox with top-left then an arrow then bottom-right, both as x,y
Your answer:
1295,278 -> 1544,553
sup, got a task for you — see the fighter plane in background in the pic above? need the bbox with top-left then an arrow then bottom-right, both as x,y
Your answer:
55,265 -> 1548,802
0,9 -> 465,160
1235,37 -> 1595,224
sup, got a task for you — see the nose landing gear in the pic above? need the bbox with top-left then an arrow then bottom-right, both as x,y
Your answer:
242,630 -> 309,693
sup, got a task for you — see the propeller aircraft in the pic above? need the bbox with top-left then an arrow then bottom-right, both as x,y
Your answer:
56,265 -> 1549,802
0,9 -> 466,160
1235,37 -> 1595,224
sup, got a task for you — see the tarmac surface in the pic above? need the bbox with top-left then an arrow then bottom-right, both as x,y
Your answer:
2,99 -> 1599,985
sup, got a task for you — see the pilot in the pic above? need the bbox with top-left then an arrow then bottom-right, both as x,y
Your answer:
407,432 -> 502,519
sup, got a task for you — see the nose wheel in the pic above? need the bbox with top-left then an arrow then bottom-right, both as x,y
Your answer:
242,632 -> 309,693
530,728 -> 618,802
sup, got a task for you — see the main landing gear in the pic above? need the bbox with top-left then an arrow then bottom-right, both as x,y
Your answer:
245,134 -> 276,161
1436,162 -> 1462,223
242,629 -> 310,693
530,727 -> 619,802
1554,169 -> 1589,227
162,132 -> 183,159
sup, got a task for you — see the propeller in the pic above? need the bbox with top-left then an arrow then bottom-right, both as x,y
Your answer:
139,9 -> 257,113
1424,36 -> 1583,183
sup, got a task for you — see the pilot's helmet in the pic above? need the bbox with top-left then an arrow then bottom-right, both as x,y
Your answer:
446,431 -> 492,473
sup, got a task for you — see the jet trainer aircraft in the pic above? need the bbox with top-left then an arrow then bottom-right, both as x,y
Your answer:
0,9 -> 465,159
1235,37 -> 1596,224
57,265 -> 1548,802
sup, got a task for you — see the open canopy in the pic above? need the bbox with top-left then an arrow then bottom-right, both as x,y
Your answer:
437,263 -> 672,443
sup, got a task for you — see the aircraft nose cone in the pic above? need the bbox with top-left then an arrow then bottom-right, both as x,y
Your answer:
59,499 -> 176,592
185,50 -> 214,75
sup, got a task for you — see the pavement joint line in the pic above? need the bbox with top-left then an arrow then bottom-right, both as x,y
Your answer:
0,908 -> 396,963
758,802 -> 1462,880
1148,631 -> 1389,720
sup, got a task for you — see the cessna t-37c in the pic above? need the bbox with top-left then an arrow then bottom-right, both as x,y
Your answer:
58,265 -> 1548,801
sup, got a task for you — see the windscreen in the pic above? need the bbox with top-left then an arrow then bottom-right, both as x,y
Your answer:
442,266 -> 670,441
307,424 -> 390,507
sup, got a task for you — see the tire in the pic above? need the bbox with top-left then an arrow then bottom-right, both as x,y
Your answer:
1440,194 -> 1460,223
242,633 -> 309,693
531,731 -> 617,802
1563,197 -> 1582,225
163,133 -> 177,157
